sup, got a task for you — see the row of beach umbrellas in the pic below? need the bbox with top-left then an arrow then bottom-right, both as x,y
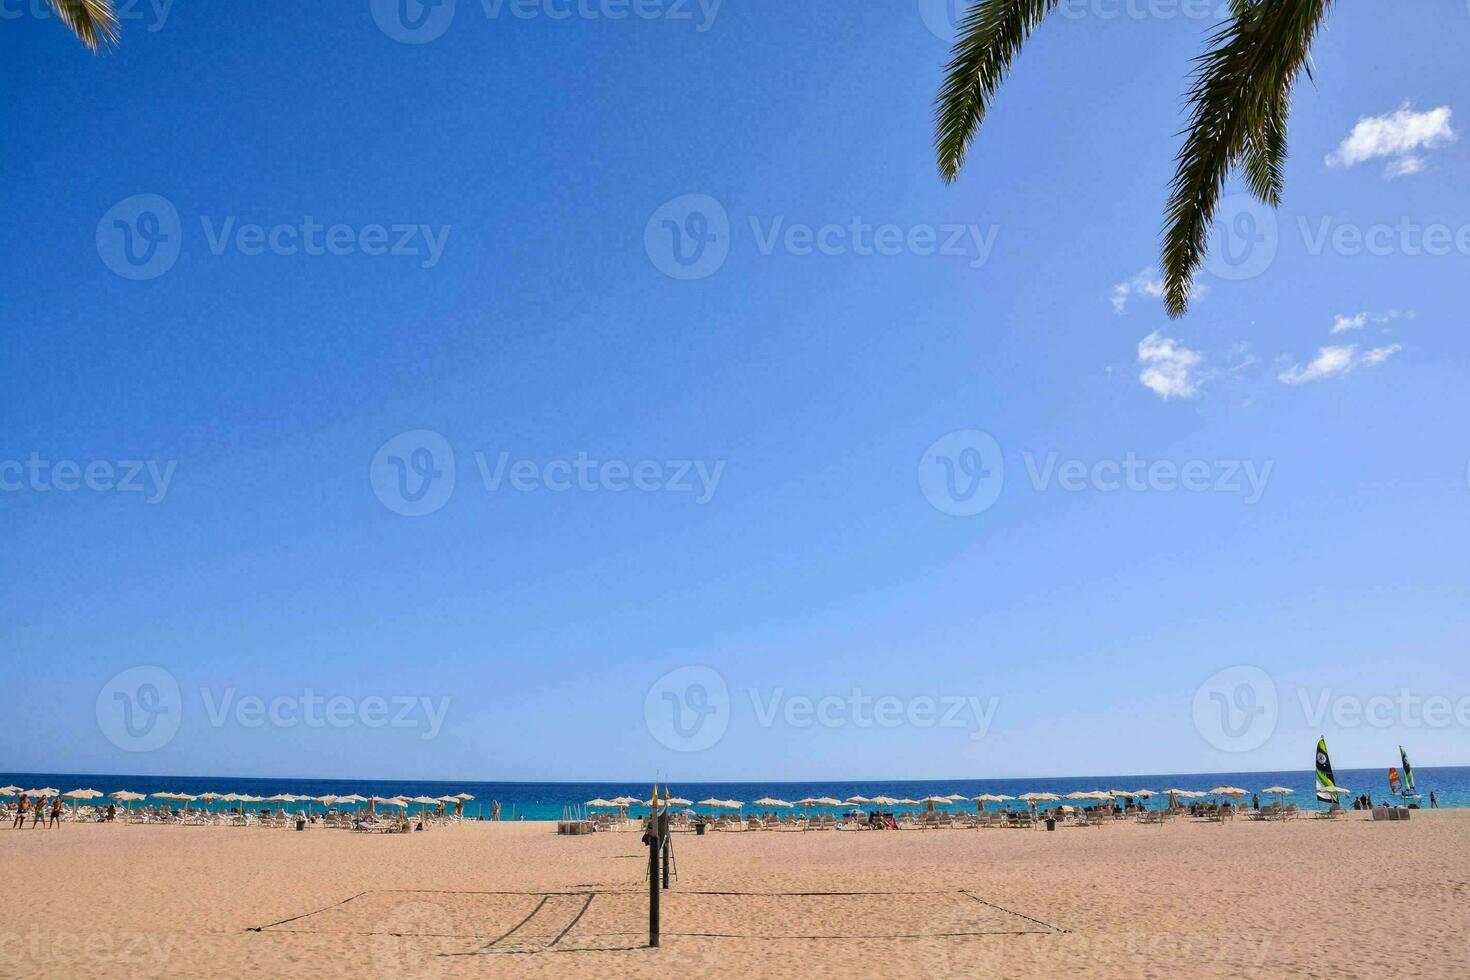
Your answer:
577,785 -> 1349,812
0,786 -> 479,814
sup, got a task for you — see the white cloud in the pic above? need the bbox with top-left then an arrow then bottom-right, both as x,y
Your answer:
1278,344 -> 1402,385
1325,102 -> 1455,178
1137,332 -> 1202,399
1111,268 -> 1164,314
1360,344 -> 1403,367
1384,155 -> 1424,179
1329,309 -> 1410,334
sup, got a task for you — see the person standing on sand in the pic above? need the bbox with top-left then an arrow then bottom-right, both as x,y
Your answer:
32,798 -> 45,828
49,797 -> 63,828
12,794 -> 28,828
1430,792 -> 1438,808
491,800 -> 501,821
1252,794 -> 1260,811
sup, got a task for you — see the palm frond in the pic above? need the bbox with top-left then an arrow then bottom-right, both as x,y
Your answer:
47,0 -> 119,53
1161,0 -> 1333,316
934,0 -> 1060,183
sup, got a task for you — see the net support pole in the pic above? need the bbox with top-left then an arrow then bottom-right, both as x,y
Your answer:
647,810 -> 662,947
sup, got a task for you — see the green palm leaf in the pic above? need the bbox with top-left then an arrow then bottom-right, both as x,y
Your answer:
934,0 -> 1060,183
1160,0 -> 1334,316
47,0 -> 119,53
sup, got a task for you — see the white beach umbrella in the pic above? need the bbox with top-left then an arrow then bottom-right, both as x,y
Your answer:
62,788 -> 103,802
1261,786 -> 1294,795
845,795 -> 872,805
25,788 -> 60,797
696,797 -> 724,807
1064,791 -> 1094,801
0,786 -> 22,797
1019,792 -> 1059,802
870,796 -> 899,807
666,797 -> 693,807
753,798 -> 793,808
1129,789 -> 1156,798
110,790 -> 145,812
585,799 -> 615,808
1208,786 -> 1249,797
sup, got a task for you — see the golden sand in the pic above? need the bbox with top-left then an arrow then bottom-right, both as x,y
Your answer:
2,811 -> 1467,978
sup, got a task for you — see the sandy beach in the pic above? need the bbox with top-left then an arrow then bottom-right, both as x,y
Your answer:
2,810 -> 1466,978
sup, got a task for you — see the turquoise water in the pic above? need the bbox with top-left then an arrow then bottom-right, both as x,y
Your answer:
4,767 -> 1464,820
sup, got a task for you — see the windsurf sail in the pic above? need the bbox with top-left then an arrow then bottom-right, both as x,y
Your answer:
1389,767 -> 1402,795
1315,736 -> 1337,803
1399,746 -> 1415,794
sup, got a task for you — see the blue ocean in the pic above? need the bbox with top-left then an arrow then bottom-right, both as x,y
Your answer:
4,767 -> 1464,820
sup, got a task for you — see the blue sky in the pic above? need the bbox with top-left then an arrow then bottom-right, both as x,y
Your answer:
2,1 -> 1467,783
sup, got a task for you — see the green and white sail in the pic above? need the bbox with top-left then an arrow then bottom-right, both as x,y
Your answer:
1315,737 -> 1337,804
1399,745 -> 1415,794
